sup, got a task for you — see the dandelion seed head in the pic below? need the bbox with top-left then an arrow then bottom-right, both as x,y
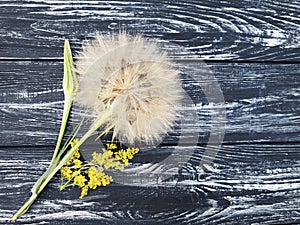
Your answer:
75,32 -> 182,144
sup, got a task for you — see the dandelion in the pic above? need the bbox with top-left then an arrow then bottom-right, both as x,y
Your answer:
12,33 -> 183,220
75,32 -> 182,144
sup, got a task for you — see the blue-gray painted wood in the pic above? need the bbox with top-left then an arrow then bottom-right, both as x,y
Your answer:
0,0 -> 299,224
1,144 -> 300,224
0,61 -> 299,146
0,0 -> 300,60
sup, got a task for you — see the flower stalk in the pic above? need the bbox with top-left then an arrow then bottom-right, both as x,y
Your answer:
12,40 -> 77,221
11,108 -> 112,220
51,39 -> 77,163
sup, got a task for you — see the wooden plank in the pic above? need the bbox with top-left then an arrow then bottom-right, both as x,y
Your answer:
1,0 -> 300,61
1,1 -> 299,224
0,61 -> 299,146
1,144 -> 300,224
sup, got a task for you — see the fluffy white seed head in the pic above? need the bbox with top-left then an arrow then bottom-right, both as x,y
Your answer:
75,32 -> 182,144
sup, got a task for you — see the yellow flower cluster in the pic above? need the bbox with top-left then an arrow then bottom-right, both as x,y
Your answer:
66,138 -> 80,165
60,141 -> 139,198
92,150 -> 124,170
114,148 -> 139,166
87,166 -> 112,189
60,138 -> 82,182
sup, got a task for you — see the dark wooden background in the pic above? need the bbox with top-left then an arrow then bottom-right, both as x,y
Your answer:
1,0 -> 300,224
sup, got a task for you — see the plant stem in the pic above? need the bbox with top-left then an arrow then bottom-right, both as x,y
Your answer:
51,39 -> 77,163
50,96 -> 73,164
12,39 -> 78,221
11,135 -> 88,221
11,110 -> 111,221
11,194 -> 38,221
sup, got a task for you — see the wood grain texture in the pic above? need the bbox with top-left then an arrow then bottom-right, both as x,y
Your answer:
1,0 -> 300,61
1,0 -> 300,224
0,61 -> 299,146
1,144 -> 300,224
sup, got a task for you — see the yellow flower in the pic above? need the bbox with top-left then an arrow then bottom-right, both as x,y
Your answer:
73,159 -> 82,169
70,139 -> 80,159
87,165 -> 98,176
72,170 -> 81,177
73,149 -> 80,159
61,166 -> 73,180
60,140 -> 139,199
100,175 -> 113,186
87,166 -> 102,189
88,177 -> 100,189
97,170 -> 113,187
92,150 -> 124,170
73,174 -> 87,188
106,143 -> 117,150
70,138 -> 79,148
87,166 -> 113,189
65,139 -> 81,166
80,185 -> 88,199
114,148 -> 139,166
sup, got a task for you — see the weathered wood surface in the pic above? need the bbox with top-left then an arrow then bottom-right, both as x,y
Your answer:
1,0 -> 300,61
0,61 -> 299,146
1,144 -> 300,224
0,0 -> 300,224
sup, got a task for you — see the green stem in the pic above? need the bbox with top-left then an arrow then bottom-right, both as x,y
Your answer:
11,136 -> 89,221
12,39 -> 78,221
11,194 -> 38,221
11,164 -> 55,221
50,96 -> 73,164
11,110 -> 111,221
